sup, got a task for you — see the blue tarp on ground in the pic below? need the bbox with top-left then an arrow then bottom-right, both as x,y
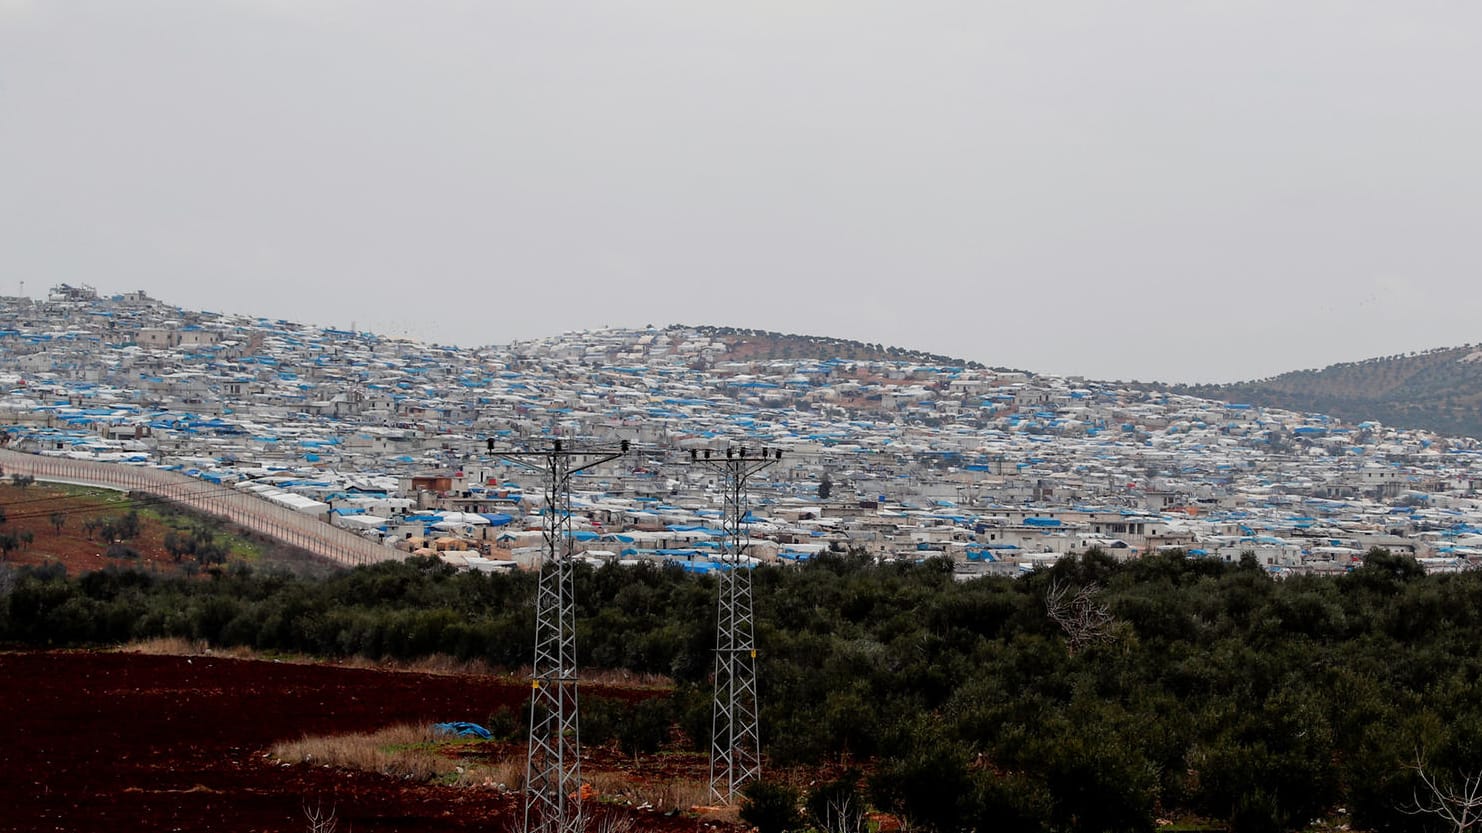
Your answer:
433,722 -> 492,739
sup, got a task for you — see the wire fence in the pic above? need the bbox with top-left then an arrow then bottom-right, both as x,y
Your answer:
0,449 -> 397,568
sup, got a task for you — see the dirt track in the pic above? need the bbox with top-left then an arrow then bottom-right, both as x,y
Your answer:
0,652 -> 720,833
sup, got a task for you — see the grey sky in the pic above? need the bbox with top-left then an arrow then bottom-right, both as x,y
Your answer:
3,2 -> 1479,383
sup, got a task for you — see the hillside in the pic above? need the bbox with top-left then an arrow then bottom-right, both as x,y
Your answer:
684,325 -> 991,369
0,481 -> 333,578
1170,344 -> 1482,439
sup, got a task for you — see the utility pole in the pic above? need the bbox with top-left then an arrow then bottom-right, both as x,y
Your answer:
493,438 -> 629,833
690,445 -> 780,805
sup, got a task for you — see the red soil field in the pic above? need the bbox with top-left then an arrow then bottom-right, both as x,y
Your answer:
0,483 -> 181,576
0,651 -> 734,833
0,483 -> 246,578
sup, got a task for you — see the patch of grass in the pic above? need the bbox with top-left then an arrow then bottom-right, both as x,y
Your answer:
577,770 -> 717,812
271,724 -> 536,791
271,723 -> 454,782
579,667 -> 674,691
123,636 -> 211,655
111,641 -> 537,683
120,637 -> 262,660
1155,818 -> 1225,833
229,539 -> 263,561
269,718 -> 717,816
584,771 -> 714,815
585,770 -> 642,803
45,483 -> 123,500
483,755 -> 525,791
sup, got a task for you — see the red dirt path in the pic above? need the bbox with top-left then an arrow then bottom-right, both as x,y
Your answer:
0,651 -> 729,833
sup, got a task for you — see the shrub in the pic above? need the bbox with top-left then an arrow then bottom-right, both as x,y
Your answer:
740,779 -> 802,833
617,696 -> 672,760
484,705 -> 525,741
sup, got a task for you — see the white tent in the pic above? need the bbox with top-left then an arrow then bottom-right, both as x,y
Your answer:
436,511 -> 491,525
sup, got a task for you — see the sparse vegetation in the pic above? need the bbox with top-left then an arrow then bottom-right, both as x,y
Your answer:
271,723 -> 458,782
685,325 -> 992,370
271,720 -> 723,815
163,524 -> 229,565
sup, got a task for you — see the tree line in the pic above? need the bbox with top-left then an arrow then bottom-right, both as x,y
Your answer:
2,548 -> 1480,832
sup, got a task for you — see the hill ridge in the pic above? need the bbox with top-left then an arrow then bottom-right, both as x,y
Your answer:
1163,343 -> 1482,439
681,324 -> 999,370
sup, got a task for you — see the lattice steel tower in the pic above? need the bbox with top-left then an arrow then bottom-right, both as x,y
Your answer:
493,439 -> 628,833
691,445 -> 779,804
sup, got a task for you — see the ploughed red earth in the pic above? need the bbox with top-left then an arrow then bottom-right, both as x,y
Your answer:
0,651 -> 735,833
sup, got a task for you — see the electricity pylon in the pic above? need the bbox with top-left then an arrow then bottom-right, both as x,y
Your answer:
493,438 -> 629,833
690,445 -> 780,804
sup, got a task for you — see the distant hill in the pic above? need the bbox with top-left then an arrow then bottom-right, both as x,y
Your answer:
685,325 -> 989,369
1168,344 -> 1482,439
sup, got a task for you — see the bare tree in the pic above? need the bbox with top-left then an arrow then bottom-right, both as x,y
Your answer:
820,795 -> 865,833
1404,751 -> 1482,832
1045,579 -> 1115,654
302,801 -> 338,833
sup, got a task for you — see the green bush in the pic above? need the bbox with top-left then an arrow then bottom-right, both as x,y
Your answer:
869,733 -> 975,833
740,779 -> 802,833
484,705 -> 525,741
617,695 -> 672,759
969,770 -> 1050,833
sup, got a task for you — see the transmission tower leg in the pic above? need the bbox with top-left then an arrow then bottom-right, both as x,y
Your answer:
710,554 -> 760,803
525,557 -> 581,833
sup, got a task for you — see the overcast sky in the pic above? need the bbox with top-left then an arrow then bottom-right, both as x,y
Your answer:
3,2 -> 1479,383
